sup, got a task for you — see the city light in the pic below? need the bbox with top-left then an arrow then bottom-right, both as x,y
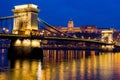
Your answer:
31,40 -> 40,47
14,39 -> 21,46
14,4 -> 38,9
5,29 -> 9,33
23,39 -> 31,46
2,28 -> 5,30
37,62 -> 42,80
31,4 -> 38,9
2,28 -> 9,33
15,5 -> 28,9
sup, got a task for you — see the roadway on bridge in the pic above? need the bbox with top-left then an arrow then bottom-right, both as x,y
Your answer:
0,33 -> 115,46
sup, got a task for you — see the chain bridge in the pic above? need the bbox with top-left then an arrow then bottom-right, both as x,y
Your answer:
0,4 -> 119,53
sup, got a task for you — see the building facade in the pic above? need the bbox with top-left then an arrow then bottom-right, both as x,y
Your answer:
44,20 -> 102,38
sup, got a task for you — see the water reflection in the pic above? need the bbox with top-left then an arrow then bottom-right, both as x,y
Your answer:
8,60 -> 40,80
1,49 -> 120,80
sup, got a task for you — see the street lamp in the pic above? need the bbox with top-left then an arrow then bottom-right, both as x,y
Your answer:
3,28 -> 5,31
5,29 -> 9,33
2,28 -> 9,33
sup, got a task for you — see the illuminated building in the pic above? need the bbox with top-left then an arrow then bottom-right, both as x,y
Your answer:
45,20 -> 101,38
67,20 -> 74,33
60,20 -> 81,33
45,20 -> 102,34
80,26 -> 100,33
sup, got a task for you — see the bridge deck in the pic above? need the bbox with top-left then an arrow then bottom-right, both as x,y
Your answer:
0,33 -> 115,46
0,33 -> 30,39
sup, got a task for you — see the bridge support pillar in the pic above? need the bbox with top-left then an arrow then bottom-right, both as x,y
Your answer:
7,4 -> 43,59
14,39 -> 41,47
8,39 -> 43,59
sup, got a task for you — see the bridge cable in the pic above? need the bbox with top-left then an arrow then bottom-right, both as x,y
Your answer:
38,18 -> 74,38
38,23 -> 54,34
38,23 -> 62,35
39,25 -> 59,34
38,18 -> 61,33
0,15 -> 26,20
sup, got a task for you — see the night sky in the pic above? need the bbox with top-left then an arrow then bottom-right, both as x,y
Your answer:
0,0 -> 120,29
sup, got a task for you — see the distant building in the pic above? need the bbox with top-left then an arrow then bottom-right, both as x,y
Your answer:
45,20 -> 101,34
60,20 -> 100,33
44,19 -> 120,40
60,20 -> 80,33
80,26 -> 100,33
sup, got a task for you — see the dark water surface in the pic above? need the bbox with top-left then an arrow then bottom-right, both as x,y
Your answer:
0,49 -> 120,80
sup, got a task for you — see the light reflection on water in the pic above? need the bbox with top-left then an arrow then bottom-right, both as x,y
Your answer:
0,49 -> 120,80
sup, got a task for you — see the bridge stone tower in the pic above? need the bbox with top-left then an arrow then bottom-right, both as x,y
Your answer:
101,30 -> 113,43
11,4 -> 41,48
8,4 -> 43,59
12,4 -> 39,35
101,29 -> 114,49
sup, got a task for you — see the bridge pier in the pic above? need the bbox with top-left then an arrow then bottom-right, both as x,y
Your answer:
8,39 -> 43,59
6,4 -> 43,59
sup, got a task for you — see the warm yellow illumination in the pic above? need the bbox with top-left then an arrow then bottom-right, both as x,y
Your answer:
15,4 -> 38,9
13,3 -> 39,36
25,30 -> 31,35
101,30 -> 114,50
15,5 -> 28,9
14,39 -> 21,46
32,40 -> 40,47
32,27 -> 38,30
5,29 -> 9,33
31,4 -> 38,9
59,62 -> 64,80
23,39 -> 31,46
37,62 -> 42,80
0,73 -> 6,80
102,45 -> 114,50
71,60 -> 76,79
101,30 -> 113,44
15,60 -> 20,69
6,29 -> 9,32
102,30 -> 113,33
12,30 -> 18,34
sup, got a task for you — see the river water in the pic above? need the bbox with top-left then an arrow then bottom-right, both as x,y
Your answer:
0,49 -> 120,80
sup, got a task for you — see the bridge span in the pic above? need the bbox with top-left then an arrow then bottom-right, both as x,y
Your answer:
0,33 -> 115,46
0,4 -> 115,47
